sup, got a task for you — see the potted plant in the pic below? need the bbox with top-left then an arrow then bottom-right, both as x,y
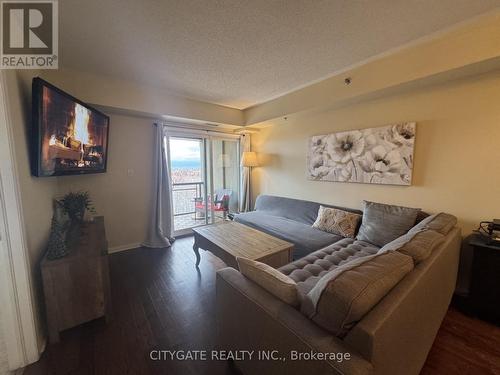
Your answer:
60,191 -> 96,223
59,191 -> 96,245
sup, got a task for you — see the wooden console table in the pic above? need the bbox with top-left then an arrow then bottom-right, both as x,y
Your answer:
41,216 -> 111,343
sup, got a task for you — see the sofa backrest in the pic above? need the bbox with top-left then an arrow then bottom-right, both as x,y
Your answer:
254,195 -> 363,226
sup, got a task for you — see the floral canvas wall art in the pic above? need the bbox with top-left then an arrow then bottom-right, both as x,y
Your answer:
307,122 -> 416,185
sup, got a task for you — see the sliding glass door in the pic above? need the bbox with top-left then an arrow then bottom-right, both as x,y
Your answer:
207,137 -> 240,221
168,132 -> 240,236
169,136 -> 206,235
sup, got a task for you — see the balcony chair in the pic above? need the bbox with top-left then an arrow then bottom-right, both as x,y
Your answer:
195,189 -> 232,220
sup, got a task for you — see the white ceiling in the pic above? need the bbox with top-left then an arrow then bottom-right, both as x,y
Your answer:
60,1 -> 500,109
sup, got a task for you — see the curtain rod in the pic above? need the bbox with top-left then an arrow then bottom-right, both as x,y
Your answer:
153,121 -> 240,136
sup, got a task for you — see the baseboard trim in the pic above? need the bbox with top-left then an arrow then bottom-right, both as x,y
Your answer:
108,243 -> 142,254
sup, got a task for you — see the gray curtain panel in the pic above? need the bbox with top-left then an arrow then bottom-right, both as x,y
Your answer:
142,123 -> 174,248
239,133 -> 251,212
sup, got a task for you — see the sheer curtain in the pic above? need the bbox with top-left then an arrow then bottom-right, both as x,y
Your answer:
143,123 -> 175,248
239,133 -> 251,212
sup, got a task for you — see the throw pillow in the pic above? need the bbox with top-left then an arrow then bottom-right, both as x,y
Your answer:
356,201 -> 421,247
312,206 -> 362,238
301,251 -> 413,337
236,257 -> 299,306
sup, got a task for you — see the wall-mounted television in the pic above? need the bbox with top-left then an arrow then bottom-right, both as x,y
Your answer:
31,78 -> 110,177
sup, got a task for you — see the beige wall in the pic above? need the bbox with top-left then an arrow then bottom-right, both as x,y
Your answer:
5,70 -> 59,351
8,71 -> 58,266
252,69 -> 500,235
57,115 -> 154,251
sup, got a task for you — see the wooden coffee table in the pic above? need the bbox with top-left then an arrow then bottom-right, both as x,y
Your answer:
192,221 -> 294,269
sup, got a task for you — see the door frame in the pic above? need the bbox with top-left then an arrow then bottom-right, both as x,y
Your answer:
0,71 -> 40,370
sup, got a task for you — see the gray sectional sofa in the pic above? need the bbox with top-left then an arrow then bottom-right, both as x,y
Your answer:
218,195 -> 461,375
234,195 -> 363,259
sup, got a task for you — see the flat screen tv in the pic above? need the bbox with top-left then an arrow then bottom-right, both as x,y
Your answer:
31,78 -> 110,177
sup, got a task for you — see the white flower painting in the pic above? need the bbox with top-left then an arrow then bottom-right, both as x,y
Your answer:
307,122 -> 416,186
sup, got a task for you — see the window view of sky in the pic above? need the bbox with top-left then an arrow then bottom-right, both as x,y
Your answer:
169,138 -> 201,169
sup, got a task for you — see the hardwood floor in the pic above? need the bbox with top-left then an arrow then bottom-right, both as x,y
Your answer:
421,308 -> 500,374
24,236 -> 500,375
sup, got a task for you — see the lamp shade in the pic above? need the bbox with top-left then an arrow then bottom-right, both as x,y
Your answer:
241,151 -> 258,167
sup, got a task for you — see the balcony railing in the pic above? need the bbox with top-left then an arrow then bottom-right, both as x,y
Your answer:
172,181 -> 204,217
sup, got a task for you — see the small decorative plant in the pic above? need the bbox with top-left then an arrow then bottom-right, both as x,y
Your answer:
60,191 -> 96,223
46,192 -> 96,260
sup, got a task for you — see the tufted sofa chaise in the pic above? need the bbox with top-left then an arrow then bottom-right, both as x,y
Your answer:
279,238 -> 380,297
217,195 -> 461,375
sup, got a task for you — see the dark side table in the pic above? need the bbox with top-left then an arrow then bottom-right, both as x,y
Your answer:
468,234 -> 500,324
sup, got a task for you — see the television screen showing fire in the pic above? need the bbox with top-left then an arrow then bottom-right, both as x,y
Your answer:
34,79 -> 110,176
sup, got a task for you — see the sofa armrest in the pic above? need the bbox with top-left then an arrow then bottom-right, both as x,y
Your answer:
344,227 -> 462,375
216,267 -> 373,375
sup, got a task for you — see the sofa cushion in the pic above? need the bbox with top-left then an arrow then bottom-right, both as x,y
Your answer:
410,212 -> 457,236
398,230 -> 445,264
279,238 -> 379,298
357,200 -> 421,247
312,206 -> 362,238
381,224 -> 446,264
237,257 -> 299,306
301,251 -> 414,337
377,212 -> 456,264
234,211 -> 342,259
